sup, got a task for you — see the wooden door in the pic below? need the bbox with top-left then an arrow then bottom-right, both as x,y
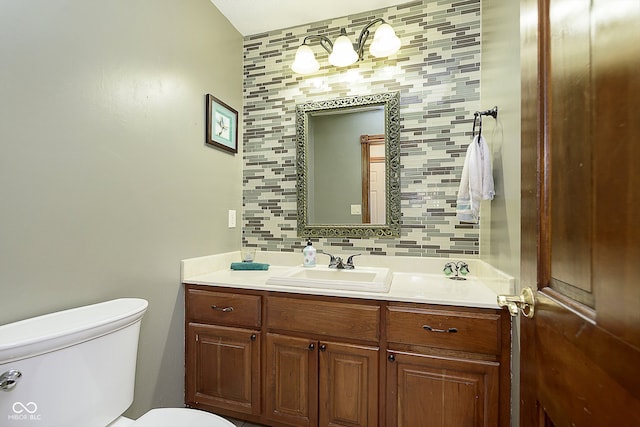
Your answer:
369,158 -> 386,224
520,0 -> 640,425
185,323 -> 260,415
386,351 -> 499,427
360,134 -> 385,224
266,333 -> 318,427
318,341 -> 379,427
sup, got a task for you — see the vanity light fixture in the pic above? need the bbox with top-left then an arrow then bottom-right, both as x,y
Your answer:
290,18 -> 401,75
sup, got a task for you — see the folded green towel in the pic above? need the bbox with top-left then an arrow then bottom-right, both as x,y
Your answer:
230,262 -> 270,271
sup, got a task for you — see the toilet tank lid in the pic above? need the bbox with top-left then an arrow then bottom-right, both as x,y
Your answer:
0,298 -> 148,364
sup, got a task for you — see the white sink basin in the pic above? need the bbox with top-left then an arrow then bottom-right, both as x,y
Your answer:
265,266 -> 392,293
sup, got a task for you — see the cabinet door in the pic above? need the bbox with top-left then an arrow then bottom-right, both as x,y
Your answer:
185,323 -> 260,415
318,341 -> 379,427
266,333 -> 318,427
386,351 -> 499,427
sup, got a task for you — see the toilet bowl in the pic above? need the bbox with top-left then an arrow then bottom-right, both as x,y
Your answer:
109,408 -> 234,427
0,298 -> 234,427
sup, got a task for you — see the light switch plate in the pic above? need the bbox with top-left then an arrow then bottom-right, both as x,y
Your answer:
228,210 -> 236,228
351,204 -> 362,215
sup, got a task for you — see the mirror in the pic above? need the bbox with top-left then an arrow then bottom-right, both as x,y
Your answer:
296,92 -> 401,238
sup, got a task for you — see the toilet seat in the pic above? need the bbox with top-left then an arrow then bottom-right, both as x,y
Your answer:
132,408 -> 235,427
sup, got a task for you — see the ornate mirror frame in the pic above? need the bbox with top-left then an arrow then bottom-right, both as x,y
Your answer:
296,91 -> 401,238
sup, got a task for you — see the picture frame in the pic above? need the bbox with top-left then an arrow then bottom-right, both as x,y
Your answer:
205,94 -> 238,154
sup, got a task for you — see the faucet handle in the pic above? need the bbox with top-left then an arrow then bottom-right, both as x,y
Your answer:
346,253 -> 361,269
458,262 -> 470,276
320,251 -> 338,268
443,262 -> 456,276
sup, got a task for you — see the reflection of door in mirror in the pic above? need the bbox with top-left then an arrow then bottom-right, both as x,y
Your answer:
361,134 -> 386,224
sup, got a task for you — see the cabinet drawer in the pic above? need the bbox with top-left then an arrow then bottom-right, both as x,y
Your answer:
186,288 -> 261,328
386,305 -> 501,355
266,296 -> 380,342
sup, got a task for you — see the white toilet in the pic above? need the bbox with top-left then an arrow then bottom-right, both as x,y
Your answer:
0,298 -> 234,427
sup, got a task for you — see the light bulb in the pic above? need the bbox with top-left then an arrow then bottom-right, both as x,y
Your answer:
369,23 -> 401,58
291,45 -> 320,74
328,34 -> 358,67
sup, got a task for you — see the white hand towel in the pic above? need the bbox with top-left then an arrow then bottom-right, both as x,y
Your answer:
456,135 -> 495,223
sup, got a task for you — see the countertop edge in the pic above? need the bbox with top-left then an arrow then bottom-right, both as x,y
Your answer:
182,275 -> 507,310
181,251 -> 515,310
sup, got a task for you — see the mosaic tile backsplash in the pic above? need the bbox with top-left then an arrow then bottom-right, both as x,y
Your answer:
242,0 -> 483,258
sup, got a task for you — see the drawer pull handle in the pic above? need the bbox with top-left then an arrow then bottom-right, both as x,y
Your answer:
211,305 -> 234,312
388,354 -> 395,362
308,343 -> 315,351
423,325 -> 458,333
319,344 -> 327,352
250,334 -> 257,341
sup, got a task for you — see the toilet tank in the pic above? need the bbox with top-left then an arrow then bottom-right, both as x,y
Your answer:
0,298 -> 148,427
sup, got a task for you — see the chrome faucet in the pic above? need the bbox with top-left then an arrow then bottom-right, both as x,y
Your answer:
443,261 -> 470,280
321,252 -> 361,269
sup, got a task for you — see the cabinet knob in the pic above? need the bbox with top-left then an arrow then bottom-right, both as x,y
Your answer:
250,334 -> 257,341
388,354 -> 395,362
319,344 -> 327,352
308,343 -> 315,351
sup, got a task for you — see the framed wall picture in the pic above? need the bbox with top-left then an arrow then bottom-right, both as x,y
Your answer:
206,94 -> 238,154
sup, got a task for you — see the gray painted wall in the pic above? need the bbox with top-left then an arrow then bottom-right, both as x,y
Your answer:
481,0 -> 521,291
0,0 -> 243,418
480,0 -> 522,425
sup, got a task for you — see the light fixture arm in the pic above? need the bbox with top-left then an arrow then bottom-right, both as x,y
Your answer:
354,18 -> 386,60
301,34 -> 333,54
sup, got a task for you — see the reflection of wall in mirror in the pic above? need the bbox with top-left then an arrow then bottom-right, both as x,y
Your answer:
309,109 -> 384,224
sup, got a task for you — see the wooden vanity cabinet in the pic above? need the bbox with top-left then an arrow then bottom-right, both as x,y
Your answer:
184,287 -> 262,418
385,303 -> 511,427
184,285 -> 510,427
264,296 -> 380,427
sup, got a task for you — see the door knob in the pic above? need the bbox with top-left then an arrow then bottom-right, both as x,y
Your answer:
497,287 -> 535,318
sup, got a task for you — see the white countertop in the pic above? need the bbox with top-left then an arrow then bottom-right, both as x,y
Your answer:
181,251 -> 515,309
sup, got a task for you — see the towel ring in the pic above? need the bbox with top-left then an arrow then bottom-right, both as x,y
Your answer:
472,113 -> 483,140
472,114 -> 477,137
472,106 -> 498,142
